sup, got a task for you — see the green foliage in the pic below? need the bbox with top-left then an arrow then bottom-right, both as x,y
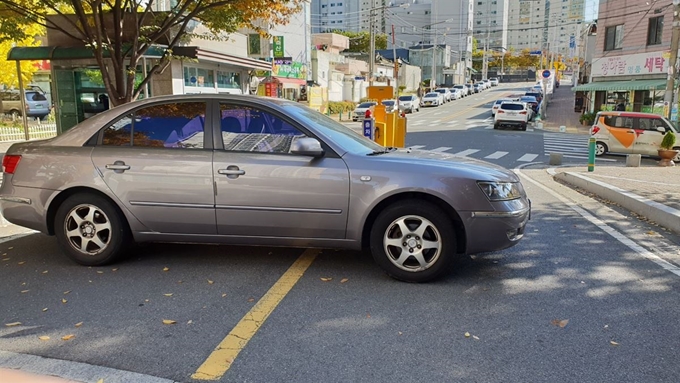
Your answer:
328,101 -> 355,114
660,130 -> 676,150
579,111 -> 597,125
331,30 -> 387,52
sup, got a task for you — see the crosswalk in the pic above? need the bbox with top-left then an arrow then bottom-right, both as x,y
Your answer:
406,133 -> 618,163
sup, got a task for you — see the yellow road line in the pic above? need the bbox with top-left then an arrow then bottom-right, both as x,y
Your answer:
191,249 -> 319,380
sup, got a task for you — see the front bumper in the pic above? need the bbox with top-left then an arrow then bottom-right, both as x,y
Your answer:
462,198 -> 531,254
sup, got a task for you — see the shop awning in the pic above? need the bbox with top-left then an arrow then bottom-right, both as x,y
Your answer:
7,45 -> 166,60
572,79 -> 667,92
273,77 -> 306,85
173,47 -> 272,71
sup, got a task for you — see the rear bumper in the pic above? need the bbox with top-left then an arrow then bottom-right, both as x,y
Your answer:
495,119 -> 527,126
0,184 -> 51,234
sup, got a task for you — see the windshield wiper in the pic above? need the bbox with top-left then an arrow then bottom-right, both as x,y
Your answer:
367,147 -> 397,156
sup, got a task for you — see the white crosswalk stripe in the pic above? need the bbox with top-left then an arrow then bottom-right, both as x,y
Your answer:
543,133 -> 589,157
517,153 -> 540,162
408,145 -> 426,149
453,149 -> 480,156
430,146 -> 452,152
485,151 -> 509,159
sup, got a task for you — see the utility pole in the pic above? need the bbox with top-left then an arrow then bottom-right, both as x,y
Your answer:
392,24 -> 399,101
482,0 -> 491,80
369,4 -> 375,86
664,0 -> 680,121
431,0 -> 438,90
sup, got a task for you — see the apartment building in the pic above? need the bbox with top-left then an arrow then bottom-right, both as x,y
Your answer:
311,0 -> 384,33
573,0 -> 674,115
473,0 -> 509,51
507,0 -> 584,57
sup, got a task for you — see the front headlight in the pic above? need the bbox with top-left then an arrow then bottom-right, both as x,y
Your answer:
477,182 -> 523,201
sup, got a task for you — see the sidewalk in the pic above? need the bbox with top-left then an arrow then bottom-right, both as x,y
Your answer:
538,84 -> 591,135
0,368 -> 82,382
552,163 -> 680,235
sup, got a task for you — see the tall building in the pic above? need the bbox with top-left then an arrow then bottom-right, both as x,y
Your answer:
472,0 -> 509,52
507,0 -> 584,57
311,0 -> 385,34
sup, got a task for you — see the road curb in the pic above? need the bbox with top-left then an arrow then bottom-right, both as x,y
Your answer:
554,171 -> 680,235
0,351 -> 177,383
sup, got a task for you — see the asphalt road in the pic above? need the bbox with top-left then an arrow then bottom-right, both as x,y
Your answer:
2,84 -> 680,383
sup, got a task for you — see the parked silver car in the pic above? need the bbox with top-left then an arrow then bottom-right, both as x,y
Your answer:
0,94 -> 530,282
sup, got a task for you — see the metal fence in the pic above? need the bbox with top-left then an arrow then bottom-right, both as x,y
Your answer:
0,121 -> 57,142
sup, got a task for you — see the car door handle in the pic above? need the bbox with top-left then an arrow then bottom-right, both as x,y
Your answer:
105,161 -> 130,173
218,167 -> 246,179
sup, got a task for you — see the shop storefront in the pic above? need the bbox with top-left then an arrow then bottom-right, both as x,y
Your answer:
259,58 -> 307,101
574,50 -> 671,118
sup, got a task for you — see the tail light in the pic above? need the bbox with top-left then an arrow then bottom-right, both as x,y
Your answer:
2,154 -> 21,174
591,126 -> 600,135
498,110 -> 505,114
520,111 -> 528,115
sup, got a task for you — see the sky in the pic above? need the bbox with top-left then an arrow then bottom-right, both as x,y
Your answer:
585,0 -> 599,21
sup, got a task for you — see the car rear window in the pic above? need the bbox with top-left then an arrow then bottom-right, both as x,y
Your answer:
520,97 -> 537,102
435,89 -> 446,93
357,102 -> 375,108
501,103 -> 524,111
382,101 -> 395,106
425,92 -> 439,97
399,96 -> 413,101
26,92 -> 47,101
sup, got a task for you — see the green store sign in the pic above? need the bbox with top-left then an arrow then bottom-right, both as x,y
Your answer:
272,62 -> 306,79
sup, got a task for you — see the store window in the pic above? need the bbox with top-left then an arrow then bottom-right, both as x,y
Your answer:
184,67 -> 214,87
217,71 -> 241,90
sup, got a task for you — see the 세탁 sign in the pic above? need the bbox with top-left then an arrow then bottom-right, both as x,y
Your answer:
592,51 -> 669,77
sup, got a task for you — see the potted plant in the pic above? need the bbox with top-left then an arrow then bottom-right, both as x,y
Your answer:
657,130 -> 679,166
579,111 -> 596,126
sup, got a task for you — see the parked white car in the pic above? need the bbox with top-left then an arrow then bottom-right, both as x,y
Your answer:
494,102 -> 531,131
489,78 -> 499,86
434,88 -> 452,102
453,85 -> 469,97
421,92 -> 444,107
491,98 -> 513,117
352,101 -> 377,121
397,94 -> 420,113
450,88 -> 463,100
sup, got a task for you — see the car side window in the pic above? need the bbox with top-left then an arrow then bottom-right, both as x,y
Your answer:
102,102 -> 206,149
219,104 -> 306,154
651,118 -> 670,131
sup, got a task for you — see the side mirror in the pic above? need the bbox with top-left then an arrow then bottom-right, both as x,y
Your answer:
291,137 -> 324,157
657,127 -> 666,133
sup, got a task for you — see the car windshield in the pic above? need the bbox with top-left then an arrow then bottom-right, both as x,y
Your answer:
495,99 -> 509,105
280,103 -> 385,155
357,102 -> 375,108
454,85 -> 464,89
435,89 -> 446,93
398,96 -> 413,101
424,93 -> 439,97
382,101 -> 395,106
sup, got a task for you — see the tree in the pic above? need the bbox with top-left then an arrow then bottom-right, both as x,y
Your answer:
0,23 -> 44,88
332,30 -> 387,53
0,0 -> 305,106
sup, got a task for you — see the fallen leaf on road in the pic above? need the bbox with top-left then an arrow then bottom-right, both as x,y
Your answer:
63,291 -> 71,295
187,320 -> 193,324
5,322 -> 21,327
97,379 -> 104,383
162,267 -> 169,272
646,231 -> 657,236
38,336 -> 50,341
162,319 -> 177,325
42,270 -> 48,274
96,271 -> 104,274
472,335 -> 480,340
464,332 -> 471,338
2,258 -> 10,261
207,279 -> 214,284
61,298 -> 67,304
21,290 -> 29,293
17,261 -> 24,265
8,247 -> 13,250
42,308 -> 48,312
112,268 -> 118,272
320,277 -> 332,282
222,293 -> 227,297
398,332 -> 403,335
74,322 -> 83,327
551,319 -> 569,328
610,340 -> 619,346
163,293 -> 173,297
340,278 -> 349,283
61,334 -> 75,341
248,298 -> 254,302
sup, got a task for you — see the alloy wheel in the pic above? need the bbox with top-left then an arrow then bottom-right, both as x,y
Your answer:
64,204 -> 112,255
383,215 -> 442,272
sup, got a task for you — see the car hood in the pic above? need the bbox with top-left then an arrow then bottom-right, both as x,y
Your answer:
371,149 -> 520,182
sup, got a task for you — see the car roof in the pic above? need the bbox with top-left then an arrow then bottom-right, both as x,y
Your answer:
598,111 -> 665,118
424,92 -> 439,96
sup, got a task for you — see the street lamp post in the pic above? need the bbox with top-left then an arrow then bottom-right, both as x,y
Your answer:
368,1 -> 412,87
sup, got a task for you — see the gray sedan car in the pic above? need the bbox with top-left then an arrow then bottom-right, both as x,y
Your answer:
0,94 -> 530,282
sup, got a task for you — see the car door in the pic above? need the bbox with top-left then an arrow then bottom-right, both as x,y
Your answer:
213,102 -> 350,239
91,100 -> 216,234
602,115 -> 635,154
634,117 -> 670,155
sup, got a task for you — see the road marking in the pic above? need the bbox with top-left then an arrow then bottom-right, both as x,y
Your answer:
408,145 -> 426,149
517,153 -> 539,162
430,146 -> 452,152
485,151 -> 509,159
516,167 -> 680,278
192,249 -> 319,380
453,149 -> 480,156
447,120 -> 459,124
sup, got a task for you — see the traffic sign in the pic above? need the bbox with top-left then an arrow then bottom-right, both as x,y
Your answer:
542,70 -> 551,79
363,118 -> 375,140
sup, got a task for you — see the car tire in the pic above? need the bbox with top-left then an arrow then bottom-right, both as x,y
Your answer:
9,109 -> 20,120
595,142 -> 608,156
54,193 -> 131,266
521,123 -> 527,131
370,200 -> 456,283
493,123 -> 499,130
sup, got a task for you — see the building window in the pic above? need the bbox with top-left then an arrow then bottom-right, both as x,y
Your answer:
605,24 -> 624,51
425,10 -> 430,14
248,34 -> 261,55
217,71 -> 241,90
184,66 -> 214,88
648,16 -> 663,45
